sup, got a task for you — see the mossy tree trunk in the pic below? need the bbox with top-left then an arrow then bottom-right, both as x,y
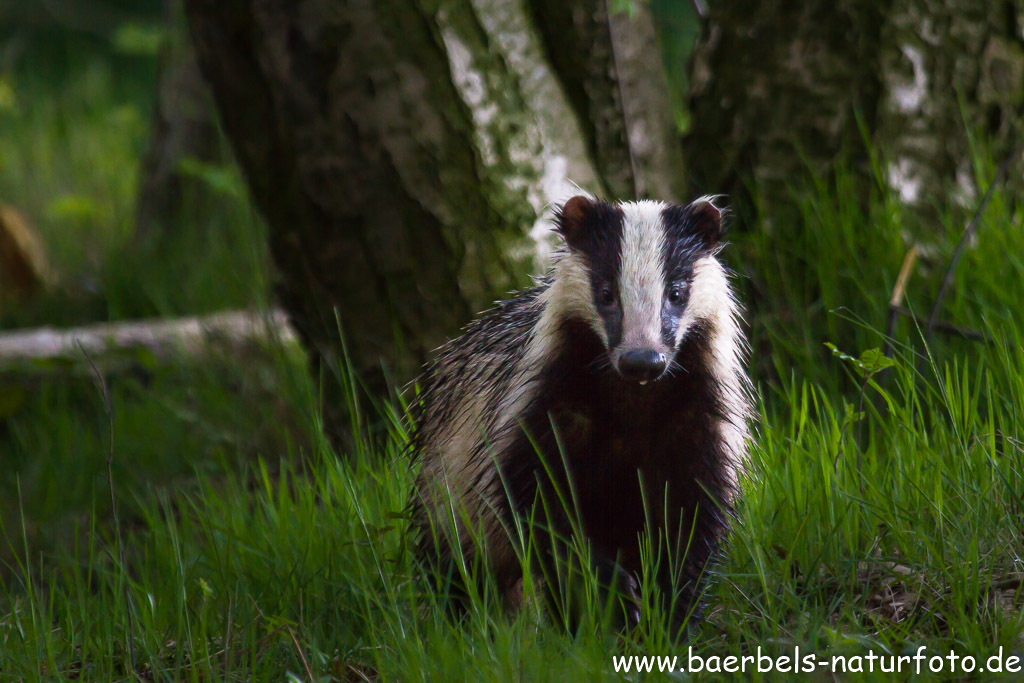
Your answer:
182,0 -> 683,413
874,1 -> 1024,211
684,0 -> 1024,222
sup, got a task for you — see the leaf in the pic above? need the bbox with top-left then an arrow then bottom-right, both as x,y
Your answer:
826,343 -> 897,376
857,348 -> 896,374
843,402 -> 864,425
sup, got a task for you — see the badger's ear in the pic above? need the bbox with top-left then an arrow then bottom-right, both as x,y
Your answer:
664,198 -> 724,248
555,195 -> 595,250
687,198 -> 724,246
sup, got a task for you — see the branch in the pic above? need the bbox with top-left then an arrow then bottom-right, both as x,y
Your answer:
884,244 -> 919,355
894,306 -> 993,344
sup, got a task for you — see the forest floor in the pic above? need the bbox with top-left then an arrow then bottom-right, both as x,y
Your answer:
2,25 -> 1024,683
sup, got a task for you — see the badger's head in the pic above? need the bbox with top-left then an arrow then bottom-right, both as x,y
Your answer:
554,195 -> 725,385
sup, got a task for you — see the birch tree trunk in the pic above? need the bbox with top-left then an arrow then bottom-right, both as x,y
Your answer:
685,0 -> 1024,222
874,1 -> 1024,211
182,0 -> 683,406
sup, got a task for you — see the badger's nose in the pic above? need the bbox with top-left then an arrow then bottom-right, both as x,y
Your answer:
617,350 -> 667,383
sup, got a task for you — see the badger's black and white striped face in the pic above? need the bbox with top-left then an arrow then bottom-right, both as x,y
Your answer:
556,195 -> 724,384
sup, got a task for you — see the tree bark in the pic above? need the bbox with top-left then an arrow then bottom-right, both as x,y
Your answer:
529,0 -> 686,201
135,0 -> 222,240
684,0 -> 1024,223
182,0 -> 682,411
875,0 -> 1024,211
683,1 -> 886,219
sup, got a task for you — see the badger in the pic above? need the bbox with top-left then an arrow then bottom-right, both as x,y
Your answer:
409,195 -> 751,631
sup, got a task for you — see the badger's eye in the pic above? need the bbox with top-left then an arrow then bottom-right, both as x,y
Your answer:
668,285 -> 686,306
597,286 -> 616,307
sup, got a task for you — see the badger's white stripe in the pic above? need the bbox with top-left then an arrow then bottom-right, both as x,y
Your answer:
616,200 -> 669,357
680,254 -> 751,490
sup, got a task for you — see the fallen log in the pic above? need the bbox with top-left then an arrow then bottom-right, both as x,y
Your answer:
0,309 -> 297,368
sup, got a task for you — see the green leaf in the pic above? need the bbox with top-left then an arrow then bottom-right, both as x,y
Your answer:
842,401 -> 864,425
857,347 -> 896,374
826,343 -> 896,376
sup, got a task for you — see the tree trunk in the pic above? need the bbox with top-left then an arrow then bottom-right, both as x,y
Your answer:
182,0 -> 682,412
135,0 -> 222,241
683,0 -> 887,219
874,0 -> 1024,211
529,0 -> 686,201
684,0 -> 1024,223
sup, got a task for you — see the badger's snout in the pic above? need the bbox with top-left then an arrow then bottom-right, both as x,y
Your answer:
617,349 -> 667,383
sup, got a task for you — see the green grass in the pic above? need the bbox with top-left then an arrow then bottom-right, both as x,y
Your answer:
3,163 -> 1022,679
0,342 -> 316,574
2,22 -> 1024,681
0,23 -> 285,583
3,315 -> 1023,680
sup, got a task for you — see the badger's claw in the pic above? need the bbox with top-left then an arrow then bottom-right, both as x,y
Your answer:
618,567 -> 642,629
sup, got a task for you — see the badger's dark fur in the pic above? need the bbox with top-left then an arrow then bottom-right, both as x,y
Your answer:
409,195 -> 750,631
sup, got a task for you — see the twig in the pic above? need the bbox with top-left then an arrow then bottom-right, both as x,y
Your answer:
885,245 -> 919,356
926,141 -> 1023,337
77,340 -> 137,679
893,306 -> 993,344
286,625 -> 315,683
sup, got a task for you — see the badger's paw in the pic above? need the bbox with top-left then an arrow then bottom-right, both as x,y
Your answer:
594,555 -> 642,630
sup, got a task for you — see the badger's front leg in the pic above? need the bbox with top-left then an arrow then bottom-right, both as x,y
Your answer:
654,499 -> 727,637
525,492 -> 642,631
532,540 -> 643,630
592,552 -> 642,628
